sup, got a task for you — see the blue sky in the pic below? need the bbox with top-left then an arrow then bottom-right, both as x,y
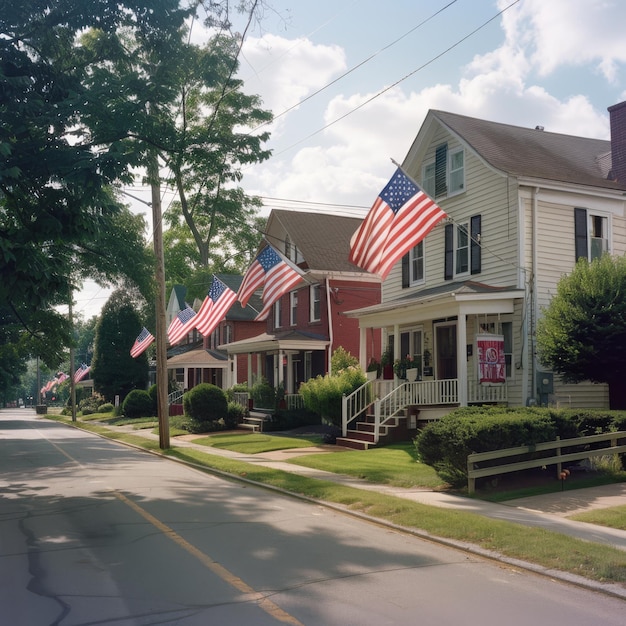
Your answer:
75,0 -> 626,317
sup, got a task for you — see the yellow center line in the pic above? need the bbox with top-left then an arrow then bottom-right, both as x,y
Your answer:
112,490 -> 304,626
39,430 -> 303,625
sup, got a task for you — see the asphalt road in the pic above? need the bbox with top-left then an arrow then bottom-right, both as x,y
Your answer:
1,408 -> 625,625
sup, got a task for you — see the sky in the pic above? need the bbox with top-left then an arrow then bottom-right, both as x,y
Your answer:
73,0 -> 626,319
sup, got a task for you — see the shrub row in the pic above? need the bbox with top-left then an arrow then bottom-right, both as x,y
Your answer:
415,406 -> 626,487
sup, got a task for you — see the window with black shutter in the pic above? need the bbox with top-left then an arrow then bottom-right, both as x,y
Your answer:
470,214 -> 481,274
435,144 -> 448,197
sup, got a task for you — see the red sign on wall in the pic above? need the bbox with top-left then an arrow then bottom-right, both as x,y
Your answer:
476,334 -> 505,384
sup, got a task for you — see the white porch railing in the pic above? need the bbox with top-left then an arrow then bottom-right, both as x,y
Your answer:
467,380 -> 507,404
285,393 -> 304,410
168,388 -> 184,405
342,378 -> 508,444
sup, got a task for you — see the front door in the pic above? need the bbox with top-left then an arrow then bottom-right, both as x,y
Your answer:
435,323 -> 457,379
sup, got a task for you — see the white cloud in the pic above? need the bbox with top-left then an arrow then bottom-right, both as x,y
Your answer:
498,0 -> 626,82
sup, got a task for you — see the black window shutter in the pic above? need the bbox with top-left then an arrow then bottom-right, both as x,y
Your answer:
435,144 -> 448,197
574,207 -> 588,261
444,223 -> 454,280
470,214 -> 481,275
401,253 -> 410,288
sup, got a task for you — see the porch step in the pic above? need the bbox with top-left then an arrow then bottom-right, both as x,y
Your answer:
335,437 -> 372,450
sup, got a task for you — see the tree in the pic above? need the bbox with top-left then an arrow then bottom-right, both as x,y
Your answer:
0,1 -> 184,385
536,255 -> 626,409
159,33 -> 273,279
91,290 -> 149,402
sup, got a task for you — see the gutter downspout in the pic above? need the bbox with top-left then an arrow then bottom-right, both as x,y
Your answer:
326,279 -> 334,374
530,186 -> 539,404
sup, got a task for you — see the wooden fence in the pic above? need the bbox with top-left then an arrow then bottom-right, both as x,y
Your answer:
467,431 -> 626,494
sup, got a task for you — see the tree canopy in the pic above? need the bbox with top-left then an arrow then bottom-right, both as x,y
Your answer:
536,254 -> 626,409
92,289 -> 149,402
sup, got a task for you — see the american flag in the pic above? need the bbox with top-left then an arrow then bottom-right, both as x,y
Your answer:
349,167 -> 447,280
237,245 -> 303,321
167,305 -> 197,346
195,276 -> 237,338
73,363 -> 91,383
130,327 -> 155,358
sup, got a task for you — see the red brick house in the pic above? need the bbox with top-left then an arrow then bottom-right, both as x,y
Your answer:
222,209 -> 382,393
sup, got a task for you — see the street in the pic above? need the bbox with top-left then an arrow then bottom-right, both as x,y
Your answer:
1,408 -> 625,625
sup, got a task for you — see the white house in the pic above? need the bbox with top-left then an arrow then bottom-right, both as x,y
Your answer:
345,102 -> 626,422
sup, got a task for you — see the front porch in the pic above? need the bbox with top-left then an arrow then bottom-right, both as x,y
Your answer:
339,378 -> 508,449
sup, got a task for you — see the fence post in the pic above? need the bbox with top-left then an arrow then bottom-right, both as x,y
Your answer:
467,454 -> 475,495
555,435 -> 561,479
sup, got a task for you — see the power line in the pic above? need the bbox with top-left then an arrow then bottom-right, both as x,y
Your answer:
268,0 -> 522,158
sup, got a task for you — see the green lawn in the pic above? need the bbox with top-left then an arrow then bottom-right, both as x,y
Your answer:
569,505 -> 626,530
288,442 -> 447,490
189,432 -> 325,454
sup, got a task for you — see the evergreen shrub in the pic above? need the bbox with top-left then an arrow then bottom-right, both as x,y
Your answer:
122,389 -> 153,418
183,383 -> 228,424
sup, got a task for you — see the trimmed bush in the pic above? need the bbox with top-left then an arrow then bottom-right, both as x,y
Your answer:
183,383 -> 228,425
98,402 -> 115,414
299,366 -> 366,427
122,389 -> 154,418
226,401 -> 246,429
265,407 -> 322,432
148,384 -> 158,414
251,378 -> 275,409
415,407 -> 557,487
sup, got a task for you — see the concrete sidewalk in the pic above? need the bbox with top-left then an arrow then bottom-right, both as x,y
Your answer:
127,427 -> 626,554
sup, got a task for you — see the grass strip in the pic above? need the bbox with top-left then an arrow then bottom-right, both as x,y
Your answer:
189,432 -> 325,454
569,505 -> 626,530
288,443 -> 447,490
48,416 -> 626,585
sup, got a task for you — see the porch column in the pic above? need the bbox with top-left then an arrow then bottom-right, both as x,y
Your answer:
457,311 -> 468,406
247,353 -> 252,386
278,350 -> 285,386
393,324 -> 400,361
359,326 -> 367,370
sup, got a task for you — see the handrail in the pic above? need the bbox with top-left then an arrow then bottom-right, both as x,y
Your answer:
168,389 -> 184,405
342,378 -> 461,443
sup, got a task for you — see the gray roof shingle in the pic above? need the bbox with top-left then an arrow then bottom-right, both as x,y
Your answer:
431,110 -> 625,191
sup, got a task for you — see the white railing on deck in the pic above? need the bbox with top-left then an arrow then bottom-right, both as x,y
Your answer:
342,378 -> 507,444
467,381 -> 507,404
285,393 -> 304,410
233,392 -> 249,408
168,389 -> 184,405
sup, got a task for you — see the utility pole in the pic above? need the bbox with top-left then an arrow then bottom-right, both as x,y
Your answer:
148,148 -> 170,449
68,291 -> 77,422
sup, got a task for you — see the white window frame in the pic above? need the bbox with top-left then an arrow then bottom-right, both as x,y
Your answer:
589,212 -> 609,261
290,291 -> 298,326
410,241 -> 424,285
448,147 -> 465,195
273,300 -> 282,329
421,161 -> 436,198
310,284 -> 321,322
454,221 -> 469,277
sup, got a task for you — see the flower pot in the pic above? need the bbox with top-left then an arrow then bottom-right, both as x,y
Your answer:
406,368 -> 419,382
367,370 -> 378,382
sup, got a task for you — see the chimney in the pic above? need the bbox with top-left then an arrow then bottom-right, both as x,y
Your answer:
608,101 -> 626,184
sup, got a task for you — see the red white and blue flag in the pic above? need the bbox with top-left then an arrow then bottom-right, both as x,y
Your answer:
349,167 -> 447,280
130,327 -> 155,358
73,363 -> 91,383
238,244 -> 303,321
167,305 -> 197,346
195,276 -> 237,338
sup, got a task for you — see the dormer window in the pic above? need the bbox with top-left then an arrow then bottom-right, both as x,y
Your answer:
421,143 -> 465,199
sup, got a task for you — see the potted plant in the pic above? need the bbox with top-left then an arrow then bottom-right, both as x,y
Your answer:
366,357 -> 379,381
381,348 -> 394,379
394,355 -> 419,381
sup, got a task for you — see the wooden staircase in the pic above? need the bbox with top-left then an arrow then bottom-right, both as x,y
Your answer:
336,410 -> 415,450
